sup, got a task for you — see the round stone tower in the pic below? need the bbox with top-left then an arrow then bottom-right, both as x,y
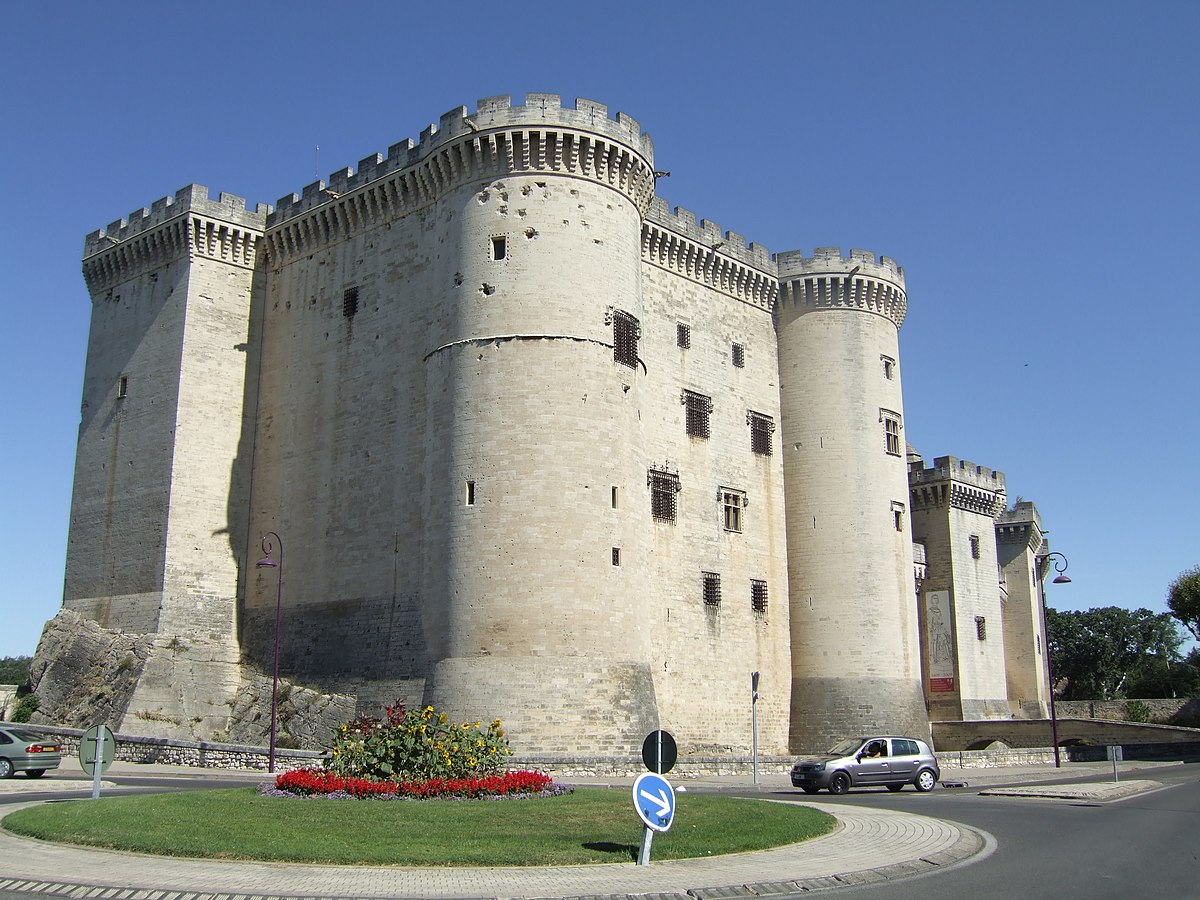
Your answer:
417,95 -> 660,753
775,248 -> 927,751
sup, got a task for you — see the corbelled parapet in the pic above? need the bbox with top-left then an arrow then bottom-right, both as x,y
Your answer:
264,95 -> 657,267
82,185 -> 270,293
909,455 -> 1007,516
775,247 -> 907,328
642,196 -> 777,311
996,500 -> 1045,552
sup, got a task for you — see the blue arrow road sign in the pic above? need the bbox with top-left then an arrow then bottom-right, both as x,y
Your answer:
632,772 -> 675,832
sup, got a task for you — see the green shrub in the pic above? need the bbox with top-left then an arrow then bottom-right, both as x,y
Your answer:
327,701 -> 509,782
1123,700 -> 1152,723
11,693 -> 39,723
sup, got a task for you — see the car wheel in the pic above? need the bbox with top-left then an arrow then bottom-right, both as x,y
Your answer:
802,786 -> 820,795
886,783 -> 904,792
0,758 -> 13,779
24,769 -> 46,778
828,772 -> 850,795
914,768 -> 937,792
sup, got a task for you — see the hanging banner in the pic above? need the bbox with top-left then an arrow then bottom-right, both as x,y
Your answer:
924,590 -> 956,693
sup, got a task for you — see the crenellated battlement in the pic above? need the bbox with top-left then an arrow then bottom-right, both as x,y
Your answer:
644,196 -> 773,269
642,197 -> 776,312
83,184 -> 269,259
82,185 -> 268,294
774,247 -> 907,328
775,247 -> 904,285
268,94 -> 656,232
908,455 -> 1007,517
996,501 -> 1045,552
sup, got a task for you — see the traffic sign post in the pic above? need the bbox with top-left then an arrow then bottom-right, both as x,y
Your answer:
79,724 -> 116,799
632,771 -> 676,866
641,729 -> 677,775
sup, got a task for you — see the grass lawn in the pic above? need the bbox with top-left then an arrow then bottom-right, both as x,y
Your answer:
2,787 -> 834,866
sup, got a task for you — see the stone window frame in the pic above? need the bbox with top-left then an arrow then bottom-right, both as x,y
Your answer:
880,409 -> 902,456
751,579 -> 768,615
748,411 -> 775,456
610,308 -> 640,368
732,342 -> 745,368
720,487 -> 746,533
677,322 -> 691,349
648,467 -> 681,523
702,571 -> 722,607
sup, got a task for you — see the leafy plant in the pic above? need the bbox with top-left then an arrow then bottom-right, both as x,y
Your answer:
11,693 -> 39,723
1123,700 -> 1152,723
327,700 -> 509,781
272,768 -> 556,799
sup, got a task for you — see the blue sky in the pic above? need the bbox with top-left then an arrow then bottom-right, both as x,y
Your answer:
2,1 -> 1196,658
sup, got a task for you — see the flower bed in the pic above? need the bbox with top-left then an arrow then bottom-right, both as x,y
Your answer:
264,767 -> 571,801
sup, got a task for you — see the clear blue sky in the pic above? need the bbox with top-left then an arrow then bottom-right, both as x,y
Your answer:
2,1 -> 1196,658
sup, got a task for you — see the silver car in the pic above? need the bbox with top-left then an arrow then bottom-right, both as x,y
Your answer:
790,736 -> 940,794
0,725 -> 62,778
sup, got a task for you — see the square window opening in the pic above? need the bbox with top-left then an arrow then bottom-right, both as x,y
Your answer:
751,579 -> 768,615
748,411 -> 775,456
677,323 -> 691,349
703,571 -> 721,607
612,547 -> 621,567
612,309 -> 640,368
491,236 -> 507,260
881,355 -> 895,380
683,390 -> 713,439
117,375 -> 128,399
732,343 -> 745,368
721,489 -> 746,533
648,468 -> 680,522
343,286 -> 360,319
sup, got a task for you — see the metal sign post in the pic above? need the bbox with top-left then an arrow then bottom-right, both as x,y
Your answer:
751,671 -> 760,785
79,724 -> 116,799
632,772 -> 676,866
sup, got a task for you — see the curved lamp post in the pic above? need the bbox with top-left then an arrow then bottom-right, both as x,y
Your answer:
255,532 -> 284,773
1037,551 -> 1071,767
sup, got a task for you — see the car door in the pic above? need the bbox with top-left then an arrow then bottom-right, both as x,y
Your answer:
887,738 -> 920,782
852,739 -> 892,785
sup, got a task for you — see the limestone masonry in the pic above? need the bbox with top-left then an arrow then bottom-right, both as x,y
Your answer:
33,94 -> 1053,757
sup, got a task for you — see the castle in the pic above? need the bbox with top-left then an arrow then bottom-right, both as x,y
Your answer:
32,94 -> 1052,757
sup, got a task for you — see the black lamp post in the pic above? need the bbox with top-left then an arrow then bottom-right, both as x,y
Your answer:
255,532 -> 284,773
1037,550 -> 1071,767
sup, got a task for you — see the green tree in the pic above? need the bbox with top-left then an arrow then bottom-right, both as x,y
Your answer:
1167,565 -> 1200,641
1047,606 -> 1186,699
0,656 -> 32,687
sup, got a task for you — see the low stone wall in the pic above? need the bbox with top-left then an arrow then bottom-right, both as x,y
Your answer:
11,724 -> 324,772
1056,699 -> 1199,725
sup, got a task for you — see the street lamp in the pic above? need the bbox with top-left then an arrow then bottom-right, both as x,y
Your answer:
1037,550 -> 1072,767
255,532 -> 284,773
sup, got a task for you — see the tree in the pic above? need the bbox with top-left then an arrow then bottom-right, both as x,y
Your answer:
1046,607 -> 1187,700
1167,565 -> 1200,641
0,656 -> 32,687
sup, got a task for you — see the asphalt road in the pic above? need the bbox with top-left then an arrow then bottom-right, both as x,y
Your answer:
725,763 -> 1200,898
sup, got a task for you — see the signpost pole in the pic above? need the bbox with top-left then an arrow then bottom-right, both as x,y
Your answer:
91,742 -> 102,800
751,671 -> 760,785
637,826 -> 654,866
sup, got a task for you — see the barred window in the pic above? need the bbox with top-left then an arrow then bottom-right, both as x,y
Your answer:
703,571 -> 721,606
732,343 -> 745,368
677,323 -> 691,349
751,580 -> 768,615
975,616 -> 987,640
683,390 -> 713,439
343,286 -> 359,319
648,468 -> 680,522
748,411 -> 775,456
721,488 -> 745,533
613,309 -> 640,368
969,534 -> 981,559
882,411 -> 902,456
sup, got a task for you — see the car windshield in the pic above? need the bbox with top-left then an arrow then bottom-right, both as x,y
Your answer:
827,738 -> 866,756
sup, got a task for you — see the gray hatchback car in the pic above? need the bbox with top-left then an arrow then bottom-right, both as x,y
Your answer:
790,736 -> 940,794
